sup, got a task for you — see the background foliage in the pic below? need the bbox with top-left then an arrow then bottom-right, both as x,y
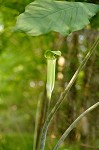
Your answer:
0,0 -> 99,149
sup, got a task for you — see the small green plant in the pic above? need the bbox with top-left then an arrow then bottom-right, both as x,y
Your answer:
14,0 -> 99,150
45,50 -> 61,101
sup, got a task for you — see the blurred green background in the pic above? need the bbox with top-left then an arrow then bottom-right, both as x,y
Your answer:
0,0 -> 99,149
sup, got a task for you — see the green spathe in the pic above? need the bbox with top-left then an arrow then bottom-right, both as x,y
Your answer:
14,0 -> 99,36
45,50 -> 61,100
47,58 -> 56,100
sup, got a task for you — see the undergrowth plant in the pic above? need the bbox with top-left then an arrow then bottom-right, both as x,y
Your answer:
14,0 -> 99,150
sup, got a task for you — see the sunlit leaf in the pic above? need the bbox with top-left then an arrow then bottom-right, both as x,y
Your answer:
14,0 -> 99,36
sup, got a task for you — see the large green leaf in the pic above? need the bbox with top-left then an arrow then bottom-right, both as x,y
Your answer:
14,0 -> 99,36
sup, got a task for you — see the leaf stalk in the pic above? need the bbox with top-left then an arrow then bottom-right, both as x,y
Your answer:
53,102 -> 99,150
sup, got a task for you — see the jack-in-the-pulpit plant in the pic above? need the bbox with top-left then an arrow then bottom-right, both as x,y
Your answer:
14,0 -> 99,150
45,50 -> 61,100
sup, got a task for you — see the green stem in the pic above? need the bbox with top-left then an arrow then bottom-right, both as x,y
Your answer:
53,102 -> 99,150
33,94 -> 41,150
39,36 -> 99,150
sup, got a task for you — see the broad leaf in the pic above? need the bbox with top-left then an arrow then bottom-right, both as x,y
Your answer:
14,0 -> 99,36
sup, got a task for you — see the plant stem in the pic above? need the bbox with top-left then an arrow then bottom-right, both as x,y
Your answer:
53,102 -> 99,150
39,36 -> 99,150
33,94 -> 41,150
